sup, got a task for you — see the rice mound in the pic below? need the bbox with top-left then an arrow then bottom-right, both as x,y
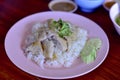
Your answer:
24,20 -> 88,68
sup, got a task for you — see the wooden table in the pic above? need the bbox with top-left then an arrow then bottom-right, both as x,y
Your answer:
0,0 -> 120,80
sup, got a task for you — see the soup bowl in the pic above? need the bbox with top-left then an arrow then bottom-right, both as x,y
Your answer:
109,3 -> 120,35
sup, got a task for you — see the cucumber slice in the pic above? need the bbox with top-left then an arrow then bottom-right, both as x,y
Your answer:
81,47 -> 96,64
88,38 -> 102,50
80,38 -> 102,64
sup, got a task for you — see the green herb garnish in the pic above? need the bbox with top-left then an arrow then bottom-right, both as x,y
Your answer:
50,19 -> 72,37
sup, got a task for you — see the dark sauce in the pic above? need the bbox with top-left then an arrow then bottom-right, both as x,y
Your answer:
105,1 -> 115,10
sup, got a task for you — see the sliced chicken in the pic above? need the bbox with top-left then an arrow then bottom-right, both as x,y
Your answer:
42,39 -> 54,59
25,41 -> 43,55
36,27 -> 48,41
51,35 -> 67,52
56,36 -> 67,51
34,27 -> 56,42
65,27 -> 78,50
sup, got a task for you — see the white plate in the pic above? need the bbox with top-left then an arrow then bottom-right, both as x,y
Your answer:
5,11 -> 109,79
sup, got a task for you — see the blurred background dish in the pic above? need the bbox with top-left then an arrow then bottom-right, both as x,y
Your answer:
48,0 -> 78,12
109,3 -> 120,35
74,0 -> 105,13
103,0 -> 115,11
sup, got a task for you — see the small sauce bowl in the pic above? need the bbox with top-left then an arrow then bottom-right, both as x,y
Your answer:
103,0 -> 115,11
48,0 -> 78,13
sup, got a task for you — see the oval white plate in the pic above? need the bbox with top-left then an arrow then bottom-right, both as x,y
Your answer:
5,11 -> 109,79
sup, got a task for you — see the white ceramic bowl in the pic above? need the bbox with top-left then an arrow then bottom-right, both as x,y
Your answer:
74,0 -> 105,12
109,3 -> 120,35
48,0 -> 78,12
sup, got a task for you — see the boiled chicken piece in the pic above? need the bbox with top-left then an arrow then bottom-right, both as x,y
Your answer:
34,27 -> 48,41
47,19 -> 54,27
56,36 -> 67,51
42,39 -> 54,59
65,27 -> 78,50
34,27 -> 56,42
51,35 -> 67,52
25,41 -> 43,55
